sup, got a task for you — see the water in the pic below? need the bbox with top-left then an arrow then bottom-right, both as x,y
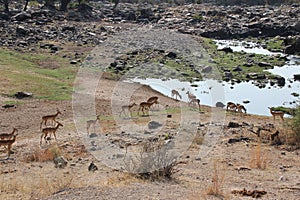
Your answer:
130,40 -> 300,116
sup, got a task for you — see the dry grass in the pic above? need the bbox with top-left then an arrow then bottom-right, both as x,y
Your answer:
249,140 -> 267,170
0,168 -> 74,200
206,160 -> 226,198
24,144 -> 62,163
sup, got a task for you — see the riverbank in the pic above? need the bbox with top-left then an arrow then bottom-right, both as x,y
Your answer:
1,77 -> 299,199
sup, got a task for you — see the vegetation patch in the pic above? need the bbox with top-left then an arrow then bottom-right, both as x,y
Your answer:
0,48 -> 77,100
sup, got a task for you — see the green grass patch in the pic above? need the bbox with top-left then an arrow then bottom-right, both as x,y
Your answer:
201,38 -> 286,81
0,48 -> 77,100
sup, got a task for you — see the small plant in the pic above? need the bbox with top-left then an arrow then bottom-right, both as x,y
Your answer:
124,139 -> 178,181
193,14 -> 203,21
286,106 -> 300,147
206,161 -> 225,198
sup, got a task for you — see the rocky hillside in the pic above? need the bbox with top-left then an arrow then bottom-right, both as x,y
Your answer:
0,2 -> 300,54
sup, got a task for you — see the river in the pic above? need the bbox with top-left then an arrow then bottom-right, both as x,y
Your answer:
130,40 -> 300,116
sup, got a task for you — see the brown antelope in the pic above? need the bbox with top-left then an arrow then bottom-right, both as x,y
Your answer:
87,115 -> 100,135
40,122 -> 63,145
226,102 -> 237,112
189,98 -> 201,111
40,109 -> 62,130
268,107 -> 284,121
186,91 -> 196,102
119,103 -> 137,118
0,128 -> 18,140
138,101 -> 157,115
171,89 -> 182,100
236,104 -> 247,114
0,134 -> 17,157
146,96 -> 159,110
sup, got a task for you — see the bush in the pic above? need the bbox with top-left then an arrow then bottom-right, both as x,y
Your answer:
289,106 -> 300,146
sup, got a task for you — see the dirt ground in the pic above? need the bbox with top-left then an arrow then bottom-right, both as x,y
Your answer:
0,78 -> 299,200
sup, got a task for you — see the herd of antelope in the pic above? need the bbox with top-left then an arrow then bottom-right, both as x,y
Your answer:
0,88 -> 285,158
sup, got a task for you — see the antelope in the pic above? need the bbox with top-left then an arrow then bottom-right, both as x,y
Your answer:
189,98 -> 201,111
119,103 -> 137,118
146,96 -> 159,110
236,104 -> 247,114
0,134 -> 17,157
268,107 -> 284,121
226,102 -> 237,112
171,89 -> 182,100
138,101 -> 157,115
40,122 -> 63,145
87,115 -> 100,135
40,109 -> 62,130
186,91 -> 196,102
0,128 -> 18,140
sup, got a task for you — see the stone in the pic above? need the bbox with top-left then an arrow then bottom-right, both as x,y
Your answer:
88,162 -> 98,172
148,121 -> 162,129
54,156 -> 68,168
202,66 -> 212,73
14,91 -> 33,99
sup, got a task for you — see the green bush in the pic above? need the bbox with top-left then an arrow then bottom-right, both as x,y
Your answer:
289,106 -> 300,146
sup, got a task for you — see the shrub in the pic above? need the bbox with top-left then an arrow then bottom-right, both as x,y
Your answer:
24,145 -> 62,162
288,106 -> 300,147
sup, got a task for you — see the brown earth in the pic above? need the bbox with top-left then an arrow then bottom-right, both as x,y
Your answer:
0,77 -> 299,200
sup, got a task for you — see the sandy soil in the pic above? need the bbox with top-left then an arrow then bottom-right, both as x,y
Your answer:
0,78 -> 299,200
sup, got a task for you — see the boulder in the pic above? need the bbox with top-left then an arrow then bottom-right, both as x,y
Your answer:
215,102 -> 225,108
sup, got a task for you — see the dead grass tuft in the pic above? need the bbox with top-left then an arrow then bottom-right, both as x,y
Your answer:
206,160 -> 225,198
249,141 -> 267,170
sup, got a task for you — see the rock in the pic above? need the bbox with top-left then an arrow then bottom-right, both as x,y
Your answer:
202,66 -> 212,73
2,104 -> 16,109
89,133 -> 97,138
215,102 -> 225,108
88,162 -> 98,172
258,62 -> 272,67
16,25 -> 30,35
148,121 -> 162,129
277,77 -> 285,87
218,47 -> 233,53
246,73 -> 265,80
242,100 -> 250,104
165,52 -> 177,59
233,66 -> 243,72
54,156 -> 68,168
294,74 -> 300,81
228,137 -> 250,144
227,122 -> 240,128
14,91 -> 33,99
0,12 -> 9,20
13,12 -> 32,21
70,60 -> 78,64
